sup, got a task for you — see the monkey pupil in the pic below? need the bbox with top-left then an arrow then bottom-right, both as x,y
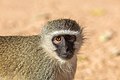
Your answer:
56,36 -> 61,41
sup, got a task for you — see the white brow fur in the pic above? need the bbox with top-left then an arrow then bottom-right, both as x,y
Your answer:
49,30 -> 79,36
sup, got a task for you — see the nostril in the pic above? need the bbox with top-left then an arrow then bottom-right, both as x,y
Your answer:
66,48 -> 69,52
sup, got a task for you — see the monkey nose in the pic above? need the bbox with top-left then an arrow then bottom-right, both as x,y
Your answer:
62,46 -> 68,53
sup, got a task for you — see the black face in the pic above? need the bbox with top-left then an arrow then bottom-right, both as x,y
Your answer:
52,35 -> 76,60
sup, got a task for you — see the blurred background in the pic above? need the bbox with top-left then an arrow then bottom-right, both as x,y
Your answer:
0,0 -> 120,80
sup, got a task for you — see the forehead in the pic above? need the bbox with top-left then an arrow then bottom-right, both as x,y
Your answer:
45,19 -> 80,32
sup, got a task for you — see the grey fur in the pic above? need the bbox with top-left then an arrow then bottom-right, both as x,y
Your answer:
0,19 -> 83,80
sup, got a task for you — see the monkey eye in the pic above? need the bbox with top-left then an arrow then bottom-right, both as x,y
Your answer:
67,35 -> 76,42
53,36 -> 62,44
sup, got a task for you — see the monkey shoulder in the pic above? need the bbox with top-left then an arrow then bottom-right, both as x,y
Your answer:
0,35 -> 41,55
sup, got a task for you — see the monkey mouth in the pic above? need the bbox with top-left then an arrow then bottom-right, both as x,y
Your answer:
55,48 -> 75,60
58,52 -> 74,60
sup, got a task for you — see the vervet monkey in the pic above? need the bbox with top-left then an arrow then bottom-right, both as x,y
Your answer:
0,19 -> 84,80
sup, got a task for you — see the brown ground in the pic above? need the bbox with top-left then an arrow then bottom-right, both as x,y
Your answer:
0,0 -> 120,80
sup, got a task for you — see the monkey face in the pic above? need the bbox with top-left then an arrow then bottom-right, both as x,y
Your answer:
41,19 -> 83,61
52,35 -> 76,60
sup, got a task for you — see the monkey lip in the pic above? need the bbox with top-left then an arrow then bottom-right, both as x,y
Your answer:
59,52 -> 74,60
